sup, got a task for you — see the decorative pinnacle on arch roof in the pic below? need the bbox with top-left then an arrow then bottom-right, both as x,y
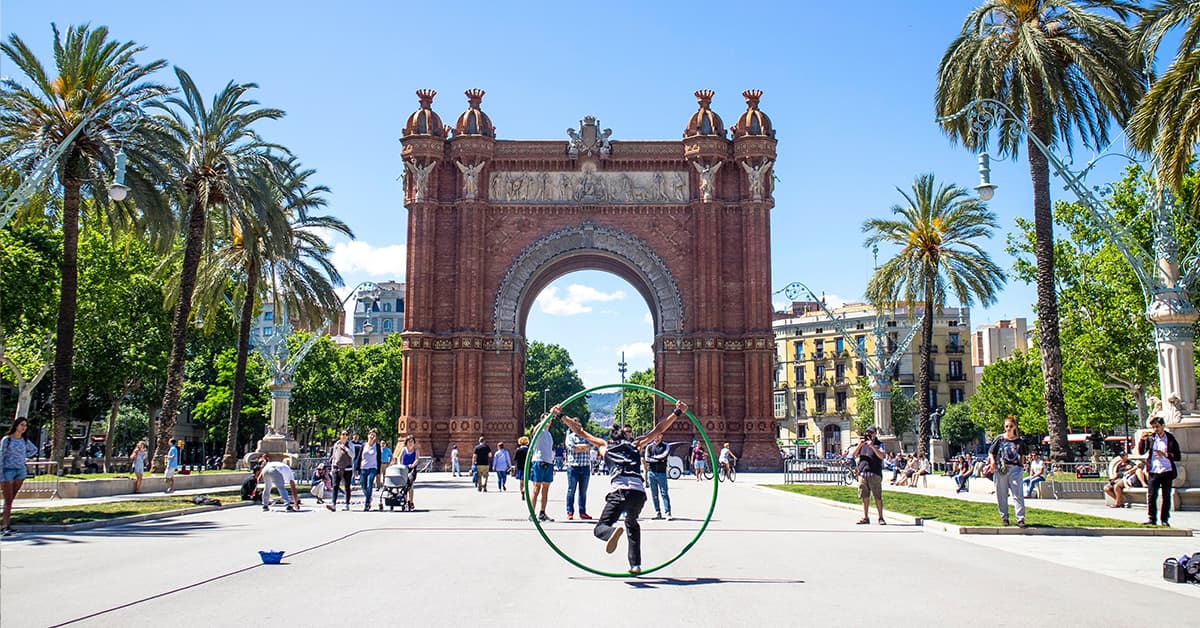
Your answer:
731,89 -> 774,139
684,89 -> 725,138
455,88 -> 495,138
403,89 -> 445,137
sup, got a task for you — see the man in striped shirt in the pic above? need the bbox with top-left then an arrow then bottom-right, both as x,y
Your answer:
565,429 -> 593,520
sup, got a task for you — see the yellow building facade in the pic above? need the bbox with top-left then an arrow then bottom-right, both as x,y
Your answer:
772,302 -> 973,456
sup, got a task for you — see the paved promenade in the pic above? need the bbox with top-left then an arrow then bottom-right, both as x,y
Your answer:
2,473 -> 1198,627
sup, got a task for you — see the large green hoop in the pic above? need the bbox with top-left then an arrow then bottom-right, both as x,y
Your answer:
523,383 -> 718,577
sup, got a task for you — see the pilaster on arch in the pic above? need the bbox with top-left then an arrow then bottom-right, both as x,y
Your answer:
492,222 -> 685,337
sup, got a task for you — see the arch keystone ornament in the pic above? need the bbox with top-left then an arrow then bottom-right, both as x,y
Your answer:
398,90 -> 781,469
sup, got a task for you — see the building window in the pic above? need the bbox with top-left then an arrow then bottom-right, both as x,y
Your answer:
928,389 -> 938,409
362,337 -> 370,345
383,319 -> 393,331
835,363 -> 845,380
774,391 -> 788,419
949,332 -> 960,348
856,335 -> 866,351
397,298 -> 404,312
383,303 -> 392,312
856,362 -> 866,377
263,327 -> 274,336
815,392 -> 827,413
796,423 -> 807,438
814,339 -> 824,358
949,359 -> 962,377
263,311 -> 273,321
835,338 -> 844,353
794,365 -> 805,383
835,391 -> 847,412
794,341 -> 803,361
815,365 -> 825,380
950,388 -> 965,403
795,392 -> 806,413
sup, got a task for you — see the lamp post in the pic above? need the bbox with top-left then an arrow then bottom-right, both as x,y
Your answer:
617,352 -> 628,430
774,282 -> 925,442
939,98 -> 1199,423
250,281 -> 381,458
543,388 -> 550,418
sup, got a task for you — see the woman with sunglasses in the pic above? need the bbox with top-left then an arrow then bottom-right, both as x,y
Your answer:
1138,415 -> 1181,527
985,416 -> 1027,528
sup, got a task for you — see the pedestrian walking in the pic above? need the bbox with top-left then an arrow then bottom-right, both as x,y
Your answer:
164,439 -> 182,492
396,435 -> 419,509
528,422 -> 555,521
565,427 -> 593,520
513,437 -> 530,500
691,440 -> 706,481
643,434 -> 671,520
326,430 -> 354,511
557,400 -> 687,575
355,429 -> 382,511
985,416 -> 1028,528
1,418 -> 37,536
1139,415 -> 1181,527
379,440 -> 392,478
474,437 -> 492,492
129,441 -> 148,493
450,444 -> 461,476
493,442 -> 512,491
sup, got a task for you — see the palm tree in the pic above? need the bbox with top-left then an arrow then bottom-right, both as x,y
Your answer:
935,1 -> 1145,461
0,24 -> 170,464
1130,0 -> 1200,190
149,67 -> 286,472
198,161 -> 351,469
863,174 -> 1006,458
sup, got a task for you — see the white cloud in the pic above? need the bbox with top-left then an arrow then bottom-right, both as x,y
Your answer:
536,284 -> 625,316
330,241 -> 407,279
617,342 -> 653,363
643,311 -> 654,329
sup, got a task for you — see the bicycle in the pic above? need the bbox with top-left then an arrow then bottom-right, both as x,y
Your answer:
719,460 -> 737,483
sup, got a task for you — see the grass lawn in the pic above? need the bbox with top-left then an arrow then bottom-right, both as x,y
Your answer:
10,491 -> 241,526
764,484 -> 1151,528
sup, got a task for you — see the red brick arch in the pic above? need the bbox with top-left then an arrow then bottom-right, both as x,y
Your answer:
398,91 -> 781,469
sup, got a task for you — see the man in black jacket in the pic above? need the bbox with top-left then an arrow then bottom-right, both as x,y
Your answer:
1138,415 -> 1182,527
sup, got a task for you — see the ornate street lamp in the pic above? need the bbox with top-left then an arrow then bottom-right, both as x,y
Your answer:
774,281 -> 925,442
939,98 -> 1199,424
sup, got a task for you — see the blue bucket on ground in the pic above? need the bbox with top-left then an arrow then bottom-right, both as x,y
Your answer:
259,550 -> 285,564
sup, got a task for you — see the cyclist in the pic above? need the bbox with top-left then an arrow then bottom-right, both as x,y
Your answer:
718,442 -> 737,480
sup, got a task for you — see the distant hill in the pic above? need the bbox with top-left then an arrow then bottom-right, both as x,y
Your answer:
586,391 -> 620,427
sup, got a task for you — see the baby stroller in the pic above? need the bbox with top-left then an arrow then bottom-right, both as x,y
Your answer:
379,464 -> 413,511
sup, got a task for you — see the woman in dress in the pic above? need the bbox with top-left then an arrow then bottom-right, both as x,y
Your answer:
129,441 -> 148,493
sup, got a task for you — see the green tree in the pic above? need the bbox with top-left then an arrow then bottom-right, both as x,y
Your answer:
936,1 -> 1146,462
1131,0 -> 1200,190
614,368 -> 656,436
939,401 -> 981,448
0,24 -> 170,464
188,347 -> 269,457
150,68 -> 286,472
524,341 -> 590,445
853,380 -> 916,437
72,226 -> 170,469
0,223 -> 60,420
863,174 -> 1005,457
972,349 -> 1046,436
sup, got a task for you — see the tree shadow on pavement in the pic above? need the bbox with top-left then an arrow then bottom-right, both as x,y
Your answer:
8,519 -> 226,546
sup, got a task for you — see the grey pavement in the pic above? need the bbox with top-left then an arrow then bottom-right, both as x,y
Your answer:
2,472 -> 1198,627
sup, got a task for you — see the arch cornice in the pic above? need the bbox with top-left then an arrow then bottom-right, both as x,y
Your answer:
492,222 -> 685,336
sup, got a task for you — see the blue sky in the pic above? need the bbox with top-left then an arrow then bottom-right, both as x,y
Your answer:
4,1 -> 1146,389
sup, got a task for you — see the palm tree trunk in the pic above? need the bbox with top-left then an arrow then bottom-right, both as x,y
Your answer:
152,196 -> 207,472
917,292 -> 935,458
49,178 -> 83,467
1027,129 -> 1071,462
223,263 -> 258,469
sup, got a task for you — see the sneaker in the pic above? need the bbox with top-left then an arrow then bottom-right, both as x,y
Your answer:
579,513 -> 593,520
1,527 -> 12,537
1001,518 -> 1010,526
262,506 -> 270,512
666,513 -> 673,520
1161,522 -> 1171,528
538,512 -> 554,522
343,504 -> 350,511
1017,519 -> 1027,529
325,504 -> 335,512
1143,519 -> 1157,526
606,526 -> 624,554
629,565 -> 641,575
567,513 -> 574,520
653,513 -> 664,520
286,506 -> 296,512
878,519 -> 887,525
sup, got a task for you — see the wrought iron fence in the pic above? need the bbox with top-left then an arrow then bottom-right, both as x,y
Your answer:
1044,461 -> 1106,499
783,457 -> 854,484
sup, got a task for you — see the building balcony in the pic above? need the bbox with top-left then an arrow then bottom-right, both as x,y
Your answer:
946,345 -> 964,354
926,345 -> 939,353
929,374 -> 941,382
809,379 -> 831,387
834,377 -> 850,387
813,351 -> 825,360
947,373 -> 967,382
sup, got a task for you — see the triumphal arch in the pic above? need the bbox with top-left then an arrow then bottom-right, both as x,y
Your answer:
397,88 -> 780,468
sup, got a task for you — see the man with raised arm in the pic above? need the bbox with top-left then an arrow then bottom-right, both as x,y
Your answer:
554,399 -> 688,575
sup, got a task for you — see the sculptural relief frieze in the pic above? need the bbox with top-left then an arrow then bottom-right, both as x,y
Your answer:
488,170 -> 689,204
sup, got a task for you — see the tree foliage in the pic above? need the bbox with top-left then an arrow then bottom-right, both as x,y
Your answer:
614,368 -> 656,436
524,340 -> 590,444
939,401 -> 980,447
853,380 -> 916,437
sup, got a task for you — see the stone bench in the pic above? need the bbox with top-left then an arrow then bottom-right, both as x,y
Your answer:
1103,486 -> 1195,511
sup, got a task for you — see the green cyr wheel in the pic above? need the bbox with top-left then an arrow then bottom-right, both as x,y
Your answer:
523,383 -> 718,577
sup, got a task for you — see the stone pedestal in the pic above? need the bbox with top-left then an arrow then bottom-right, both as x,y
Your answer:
929,438 -> 949,464
878,435 -> 902,456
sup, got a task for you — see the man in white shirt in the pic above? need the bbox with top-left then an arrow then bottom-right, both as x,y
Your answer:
259,460 -> 300,512
1138,415 -> 1181,526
